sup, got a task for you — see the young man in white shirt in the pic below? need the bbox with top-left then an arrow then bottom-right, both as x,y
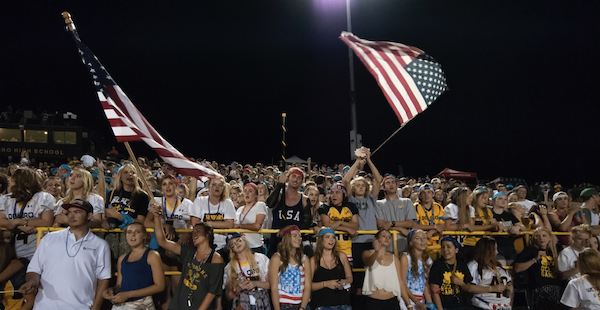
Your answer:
558,224 -> 591,280
20,199 -> 111,310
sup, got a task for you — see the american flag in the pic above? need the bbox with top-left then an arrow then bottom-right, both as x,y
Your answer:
69,28 -> 219,180
340,32 -> 447,125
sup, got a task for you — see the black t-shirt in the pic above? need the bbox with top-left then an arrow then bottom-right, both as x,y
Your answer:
429,258 -> 473,308
514,246 -> 560,289
106,189 -> 150,226
492,210 -> 520,248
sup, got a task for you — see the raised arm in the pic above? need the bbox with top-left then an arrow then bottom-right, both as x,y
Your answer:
152,205 -> 181,255
365,149 -> 382,197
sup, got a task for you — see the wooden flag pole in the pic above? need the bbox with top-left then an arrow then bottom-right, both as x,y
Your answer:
124,142 -> 156,202
62,12 -> 76,32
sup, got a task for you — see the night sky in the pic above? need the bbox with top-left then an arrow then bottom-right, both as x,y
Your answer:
2,1 -> 600,185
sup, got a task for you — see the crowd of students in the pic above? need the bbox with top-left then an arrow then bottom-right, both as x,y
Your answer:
0,148 -> 599,310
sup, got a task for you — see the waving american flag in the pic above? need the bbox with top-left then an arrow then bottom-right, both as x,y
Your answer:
68,22 -> 219,179
340,32 -> 447,125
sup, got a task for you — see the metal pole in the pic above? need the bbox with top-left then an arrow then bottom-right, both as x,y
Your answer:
346,0 -> 360,159
281,113 -> 286,162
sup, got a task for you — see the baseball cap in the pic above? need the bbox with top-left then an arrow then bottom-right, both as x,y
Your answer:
580,188 -> 599,201
552,191 -> 568,201
62,198 -> 93,213
226,232 -> 242,245
419,183 -> 434,193
431,178 -> 441,184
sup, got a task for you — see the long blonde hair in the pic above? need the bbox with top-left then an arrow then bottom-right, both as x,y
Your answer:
578,249 -> 600,294
62,168 -> 94,203
471,188 -> 491,222
532,227 -> 558,274
448,187 -> 471,226
113,163 -> 144,195
227,237 -> 260,291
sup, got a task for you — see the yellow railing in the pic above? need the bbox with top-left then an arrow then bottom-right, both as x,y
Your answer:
32,227 -> 572,275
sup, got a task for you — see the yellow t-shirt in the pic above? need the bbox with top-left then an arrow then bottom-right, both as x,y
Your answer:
414,202 -> 445,246
463,208 -> 494,247
319,203 -> 358,258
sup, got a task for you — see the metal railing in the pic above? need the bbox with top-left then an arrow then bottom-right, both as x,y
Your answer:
31,227 -> 572,275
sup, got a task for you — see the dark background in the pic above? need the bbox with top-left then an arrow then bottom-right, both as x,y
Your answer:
1,1 -> 599,185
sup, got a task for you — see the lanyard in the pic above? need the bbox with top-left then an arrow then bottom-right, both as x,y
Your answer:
207,199 -> 221,215
421,204 -> 434,225
13,200 -> 30,219
238,202 -> 256,224
163,196 -> 180,220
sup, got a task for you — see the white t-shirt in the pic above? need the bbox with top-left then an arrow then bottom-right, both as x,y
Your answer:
443,203 -> 475,225
468,261 -> 512,310
223,253 -> 270,305
517,200 -> 535,213
190,196 -> 236,250
235,202 -> 267,248
148,197 -> 193,230
55,194 -> 105,216
558,246 -> 587,280
27,228 -> 112,310
0,191 -> 56,260
561,276 -> 600,309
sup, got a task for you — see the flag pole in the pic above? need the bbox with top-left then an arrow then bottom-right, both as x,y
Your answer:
124,142 -> 156,201
371,120 -> 410,156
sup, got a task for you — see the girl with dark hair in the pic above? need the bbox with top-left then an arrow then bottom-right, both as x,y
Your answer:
103,222 -> 165,309
152,206 -> 224,310
429,237 -> 473,310
0,168 -> 55,260
224,233 -> 270,310
309,228 -> 352,310
269,225 -> 312,310
514,227 -> 564,310
466,238 -> 512,310
400,230 -> 433,310
362,229 -> 410,310
560,248 -> 600,309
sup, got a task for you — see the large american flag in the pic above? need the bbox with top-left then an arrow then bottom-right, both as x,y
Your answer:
340,32 -> 447,125
69,28 -> 219,179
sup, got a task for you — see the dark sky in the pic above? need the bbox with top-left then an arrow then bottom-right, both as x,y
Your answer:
2,1 -> 600,185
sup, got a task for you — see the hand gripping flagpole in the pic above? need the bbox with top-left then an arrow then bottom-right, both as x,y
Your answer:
62,12 -> 156,202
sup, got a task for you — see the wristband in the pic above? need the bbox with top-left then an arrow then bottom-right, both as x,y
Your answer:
391,221 -> 396,227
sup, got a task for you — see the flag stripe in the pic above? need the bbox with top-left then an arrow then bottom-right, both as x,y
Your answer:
73,31 -> 219,179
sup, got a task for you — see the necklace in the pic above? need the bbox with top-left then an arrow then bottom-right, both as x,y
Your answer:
65,229 -> 85,258
207,198 -> 221,215
187,249 -> 212,307
238,202 -> 256,225
163,196 -> 179,220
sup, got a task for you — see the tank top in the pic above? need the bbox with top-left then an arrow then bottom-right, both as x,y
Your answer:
402,254 -> 431,309
272,187 -> 304,229
362,256 -> 402,300
120,248 -> 154,301
311,259 -> 351,307
278,255 -> 306,304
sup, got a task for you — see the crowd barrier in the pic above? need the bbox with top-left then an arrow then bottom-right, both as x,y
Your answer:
31,227 -> 572,275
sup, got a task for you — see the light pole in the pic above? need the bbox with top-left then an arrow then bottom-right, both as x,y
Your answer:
346,0 -> 361,159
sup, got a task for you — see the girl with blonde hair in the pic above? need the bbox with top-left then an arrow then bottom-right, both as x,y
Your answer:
54,167 -> 105,228
561,249 -> 600,309
224,233 -> 270,310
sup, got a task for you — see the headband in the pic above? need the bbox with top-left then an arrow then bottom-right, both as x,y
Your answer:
408,229 -> 419,242
382,175 -> 396,183
261,180 -> 270,187
282,226 -> 299,237
440,236 -> 461,249
318,228 -> 335,237
91,173 -> 99,179
288,168 -> 304,178
60,164 -> 72,172
245,182 -> 258,194
330,184 -> 347,195
474,187 -> 487,191
492,192 -> 506,200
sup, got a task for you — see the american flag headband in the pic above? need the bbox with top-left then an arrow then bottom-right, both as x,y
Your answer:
330,184 -> 346,195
